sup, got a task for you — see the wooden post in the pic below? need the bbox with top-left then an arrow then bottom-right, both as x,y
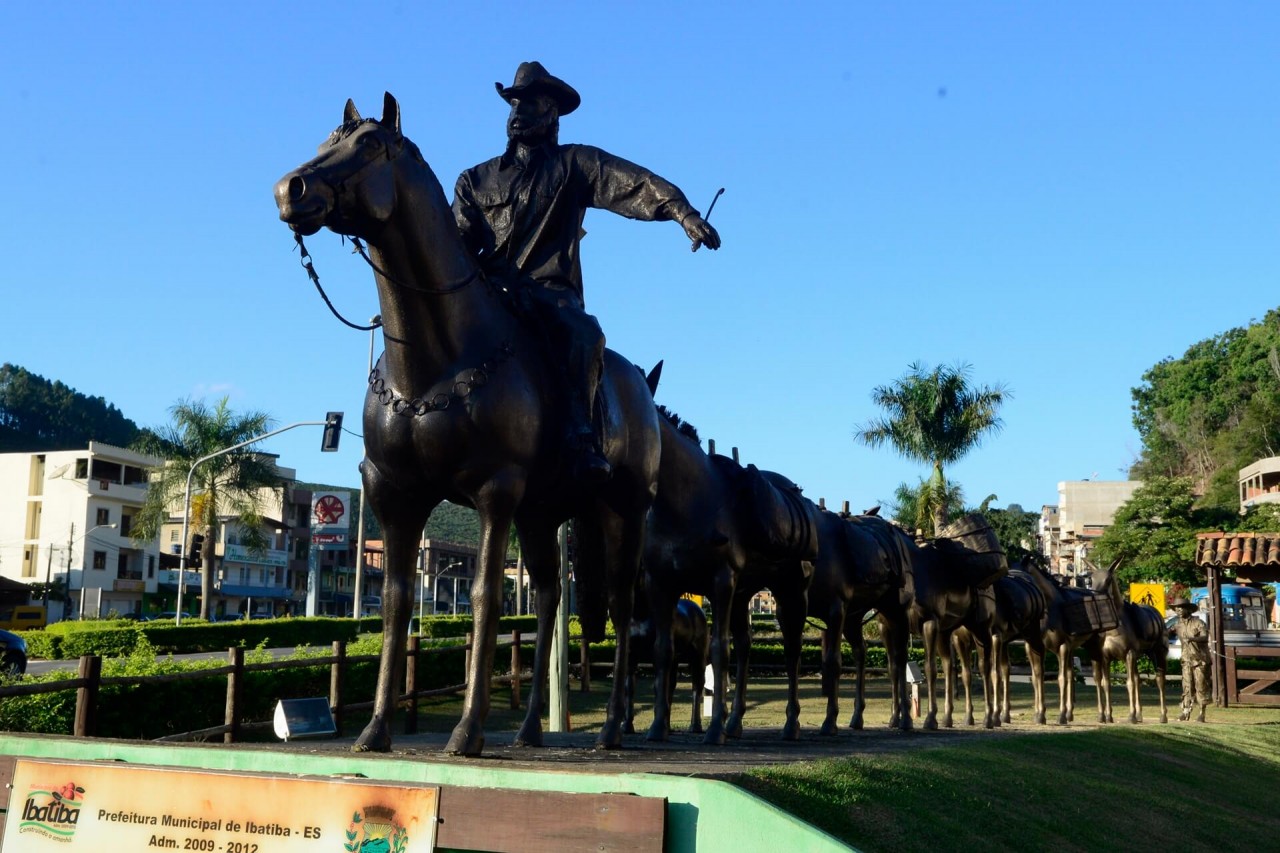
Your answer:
1226,645 -> 1238,706
732,446 -> 739,463
404,635 -> 420,734
842,500 -> 850,515
708,439 -> 716,455
509,629 -> 522,710
818,497 -> 826,510
224,647 -> 243,744
580,631 -> 592,693
330,640 -> 346,735
73,655 -> 101,738
549,523 -> 570,732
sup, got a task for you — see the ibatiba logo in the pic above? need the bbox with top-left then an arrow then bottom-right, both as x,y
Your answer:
343,804 -> 407,853
18,780 -> 85,842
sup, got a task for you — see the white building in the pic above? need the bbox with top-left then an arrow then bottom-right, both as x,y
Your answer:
1046,480 -> 1142,581
0,443 -> 163,619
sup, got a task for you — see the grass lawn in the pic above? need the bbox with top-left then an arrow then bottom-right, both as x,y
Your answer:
406,668 -> 1280,852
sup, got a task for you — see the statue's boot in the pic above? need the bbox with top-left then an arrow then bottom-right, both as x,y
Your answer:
1196,707 -> 1206,723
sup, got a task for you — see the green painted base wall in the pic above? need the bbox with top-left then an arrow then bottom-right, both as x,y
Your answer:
0,734 -> 849,852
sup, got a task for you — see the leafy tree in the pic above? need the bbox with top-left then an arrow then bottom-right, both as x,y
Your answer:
1130,309 -> 1280,508
0,363 -> 140,451
888,478 -> 966,535
1090,476 -> 1225,587
981,502 -> 1040,563
855,361 -> 1008,535
130,398 -> 289,620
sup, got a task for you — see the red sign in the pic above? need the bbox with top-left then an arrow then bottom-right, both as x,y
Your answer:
313,494 -> 345,525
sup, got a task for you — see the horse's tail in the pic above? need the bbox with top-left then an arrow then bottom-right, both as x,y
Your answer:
572,518 -> 610,643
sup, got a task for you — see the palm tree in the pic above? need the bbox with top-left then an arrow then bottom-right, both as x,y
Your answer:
131,398 -> 289,620
889,477 -> 967,535
856,362 -> 1008,535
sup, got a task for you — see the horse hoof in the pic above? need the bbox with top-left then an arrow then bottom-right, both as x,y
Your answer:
354,723 -> 392,753
1097,714 -> 1108,724
702,726 -> 726,746
923,717 -> 938,731
849,714 -> 864,731
782,721 -> 800,741
690,722 -> 703,735
646,723 -> 670,742
819,720 -> 838,737
445,726 -> 485,756
595,733 -> 623,750
1034,712 -> 1046,725
513,718 -> 543,748
725,720 -> 744,740
1160,712 -> 1168,724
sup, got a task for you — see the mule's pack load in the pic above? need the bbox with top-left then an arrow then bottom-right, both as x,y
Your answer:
932,512 -> 1008,588
1061,587 -> 1120,634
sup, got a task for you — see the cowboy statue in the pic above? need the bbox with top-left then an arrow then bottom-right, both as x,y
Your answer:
453,61 -> 721,483
1171,597 -> 1209,722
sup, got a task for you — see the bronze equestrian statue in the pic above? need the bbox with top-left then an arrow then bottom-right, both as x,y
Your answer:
275,91 -> 692,754
453,61 -> 720,482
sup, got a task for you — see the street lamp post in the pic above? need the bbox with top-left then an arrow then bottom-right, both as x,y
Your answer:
55,522 -> 117,620
175,416 -> 341,626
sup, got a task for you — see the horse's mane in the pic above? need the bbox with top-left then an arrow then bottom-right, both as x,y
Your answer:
656,404 -> 701,445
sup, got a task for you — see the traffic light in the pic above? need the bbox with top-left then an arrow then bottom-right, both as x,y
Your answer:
321,411 -> 343,452
188,533 -> 205,568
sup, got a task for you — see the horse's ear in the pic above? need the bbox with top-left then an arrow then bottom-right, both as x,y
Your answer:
344,99 -> 362,123
381,92 -> 401,133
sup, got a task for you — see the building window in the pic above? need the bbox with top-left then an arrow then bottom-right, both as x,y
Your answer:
170,529 -> 179,542
148,555 -> 155,579
75,459 -> 88,479
92,551 -> 107,570
96,508 -> 110,526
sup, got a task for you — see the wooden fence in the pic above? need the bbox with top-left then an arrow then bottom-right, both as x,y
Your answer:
0,630 -> 530,742
1225,645 -> 1280,707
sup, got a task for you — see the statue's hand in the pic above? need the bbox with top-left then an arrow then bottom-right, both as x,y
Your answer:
685,215 -> 722,252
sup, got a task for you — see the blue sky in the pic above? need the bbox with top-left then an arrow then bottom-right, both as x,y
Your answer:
4,2 -> 1277,514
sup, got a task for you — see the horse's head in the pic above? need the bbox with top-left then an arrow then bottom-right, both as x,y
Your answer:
275,92 -> 411,239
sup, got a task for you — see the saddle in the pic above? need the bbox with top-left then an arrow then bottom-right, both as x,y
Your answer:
713,458 -> 818,562
1060,587 -> 1119,634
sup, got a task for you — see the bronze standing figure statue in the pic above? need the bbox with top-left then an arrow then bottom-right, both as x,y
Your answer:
1171,597 -> 1209,722
453,61 -> 720,483
274,84 -> 715,753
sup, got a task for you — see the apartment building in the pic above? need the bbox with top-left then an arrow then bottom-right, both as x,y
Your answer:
1042,480 -> 1141,582
0,443 -> 163,619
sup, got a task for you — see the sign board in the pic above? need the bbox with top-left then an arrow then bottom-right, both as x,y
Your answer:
311,491 -> 350,552
2,759 -> 438,852
274,698 -> 336,740
1129,583 -> 1166,614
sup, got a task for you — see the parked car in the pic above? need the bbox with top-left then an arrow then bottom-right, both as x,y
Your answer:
1,628 -> 28,676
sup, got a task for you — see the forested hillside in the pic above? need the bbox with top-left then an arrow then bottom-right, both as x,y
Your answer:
0,364 -> 141,452
1130,307 -> 1280,508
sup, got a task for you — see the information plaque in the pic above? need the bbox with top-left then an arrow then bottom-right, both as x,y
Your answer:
2,760 -> 438,852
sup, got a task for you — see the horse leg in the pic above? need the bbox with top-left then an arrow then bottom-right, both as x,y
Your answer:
886,614 -> 912,731
1155,650 -> 1168,724
688,625 -> 706,735
1029,638 -> 1047,725
645,580 -> 677,742
593,503 -> 645,750
951,635 -> 970,727
511,518 -> 558,748
998,639 -> 1012,724
1126,649 -> 1141,723
819,607 -> 844,735
1093,657 -> 1111,724
724,591 -> 752,739
354,487 -> 435,753
703,567 -> 735,745
446,484 -> 520,756
1057,643 -> 1072,725
922,621 -> 940,730
774,576 -> 807,741
982,636 -> 998,729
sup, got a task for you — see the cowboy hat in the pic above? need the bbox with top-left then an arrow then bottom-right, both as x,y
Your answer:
495,61 -> 580,116
1168,598 -> 1197,610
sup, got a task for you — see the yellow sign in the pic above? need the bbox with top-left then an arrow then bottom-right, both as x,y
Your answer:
3,759 -> 438,852
1130,583 -> 1166,614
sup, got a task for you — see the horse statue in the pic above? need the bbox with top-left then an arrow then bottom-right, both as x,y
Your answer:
624,596 -> 709,735
802,507 -> 912,734
903,514 -> 1006,730
1022,555 -> 1117,725
274,93 -> 661,755
1084,562 -> 1169,724
642,406 -> 816,743
953,564 -> 1047,724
